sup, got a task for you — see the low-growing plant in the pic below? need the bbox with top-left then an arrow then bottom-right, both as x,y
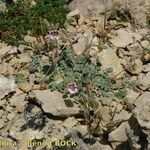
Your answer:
27,54 -> 42,73
15,73 -> 28,84
123,75 -> 139,90
0,0 -> 69,45
43,47 -> 127,99
13,34 -> 131,137
41,46 -> 128,136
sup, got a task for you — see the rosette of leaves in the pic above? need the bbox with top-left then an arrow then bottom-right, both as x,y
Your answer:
43,47 -> 127,100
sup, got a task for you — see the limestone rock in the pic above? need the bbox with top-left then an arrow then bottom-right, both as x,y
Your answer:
72,43 -> 86,55
68,0 -> 150,26
83,28 -> 93,44
141,40 -> 150,50
9,88 -> 27,113
63,117 -> 78,128
0,42 -> 11,57
7,112 -> 16,121
32,90 -> 80,117
66,9 -> 80,19
18,82 -> 32,93
0,63 -> 8,74
110,28 -> 141,48
109,101 -> 123,113
18,53 -> 32,64
68,0 -> 112,20
129,0 -> 150,27
143,63 -> 150,72
24,35 -> 38,44
134,92 -> 150,130
126,59 -> 143,75
23,35 -> 45,49
72,37 -> 88,55
113,110 -> 132,121
0,0 -> 6,13
17,44 -> 33,53
0,76 -> 16,100
8,46 -> 18,54
98,46 -> 124,78
108,122 -> 128,149
0,118 -> 5,129
99,106 -> 112,125
124,88 -> 140,104
127,43 -> 144,58
89,36 -> 99,56
139,72 -> 150,90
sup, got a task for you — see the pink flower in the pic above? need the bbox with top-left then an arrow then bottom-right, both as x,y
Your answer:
68,82 -> 78,94
49,30 -> 60,40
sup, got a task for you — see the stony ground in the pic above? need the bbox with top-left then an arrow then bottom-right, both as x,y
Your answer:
0,0 -> 150,150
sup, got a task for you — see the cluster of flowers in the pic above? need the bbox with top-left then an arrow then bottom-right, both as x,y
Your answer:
48,30 -> 60,40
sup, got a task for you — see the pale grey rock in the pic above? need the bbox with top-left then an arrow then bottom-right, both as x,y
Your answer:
124,88 -> 140,104
18,81 -> 32,93
17,45 -> 33,53
0,63 -> 8,74
29,74 -> 35,86
66,25 -> 77,33
109,101 -> 123,113
24,35 -> 38,44
129,0 -> 150,27
0,118 -> 5,129
23,35 -> 45,49
134,92 -> 150,130
139,72 -> 150,90
127,43 -> 144,58
126,59 -> 143,75
68,0 -> 112,20
98,46 -> 124,78
138,28 -> 149,37
8,46 -> 18,54
66,9 -> 80,19
89,36 -> 99,56
0,43 -> 11,57
5,105 -> 13,112
7,112 -> 16,121
141,40 -> 150,50
18,53 -> 32,64
0,0 -> 6,13
110,28 -> 141,48
63,117 -> 78,128
0,109 -> 4,118
143,63 -> 150,72
83,27 -> 93,44
99,106 -> 112,124
32,90 -> 80,117
72,37 -> 88,55
0,76 -> 16,100
68,0 -> 150,26
9,88 -> 27,113
108,122 -> 128,149
113,110 -> 132,121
